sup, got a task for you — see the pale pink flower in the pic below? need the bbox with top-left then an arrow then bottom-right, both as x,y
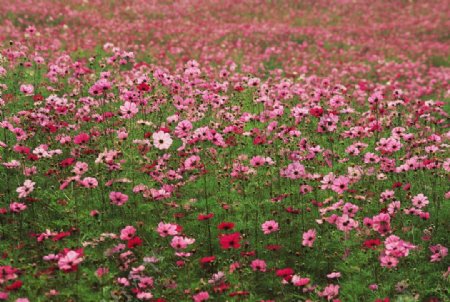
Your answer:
58,250 -> 83,272
152,131 -> 173,150
120,101 -> 139,119
16,179 -> 35,198
20,84 -> 34,95
157,222 -> 178,237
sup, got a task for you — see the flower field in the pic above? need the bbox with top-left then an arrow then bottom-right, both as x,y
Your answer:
0,0 -> 449,301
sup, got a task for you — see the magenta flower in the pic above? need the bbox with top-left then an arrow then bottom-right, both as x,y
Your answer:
331,176 -> 350,194
302,229 -> 317,248
109,191 -> 129,206
73,132 -> 90,145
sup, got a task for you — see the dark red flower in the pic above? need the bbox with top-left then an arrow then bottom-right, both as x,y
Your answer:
217,222 -> 235,230
266,244 -> 282,251
363,239 -> 382,249
198,213 -> 214,221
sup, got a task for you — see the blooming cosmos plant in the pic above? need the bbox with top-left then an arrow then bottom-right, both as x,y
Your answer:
0,1 -> 448,301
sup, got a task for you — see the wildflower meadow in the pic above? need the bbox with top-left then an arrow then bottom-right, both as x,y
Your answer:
0,0 -> 449,301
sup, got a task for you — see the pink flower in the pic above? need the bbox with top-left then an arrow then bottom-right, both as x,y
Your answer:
170,236 -> 195,250
174,120 -> 193,137
120,226 -> 136,240
379,254 -> 398,268
16,179 -> 35,198
157,222 -> 178,237
261,220 -> 279,234
321,173 -> 335,190
136,292 -> 153,300
283,162 -> 306,179
429,244 -> 448,262
412,193 -> 429,208
20,84 -> 34,95
95,267 -> 109,278
184,155 -> 201,170
336,214 -> 358,232
9,202 -> 27,213
318,284 -> 340,300
80,177 -> 98,188
120,101 -> 139,119
152,131 -> 173,150
72,161 -> 88,175
193,291 -> 209,302
302,229 -> 317,247
58,250 -> 83,272
251,259 -> 267,272
372,213 -> 391,235
326,272 -> 341,279
109,191 -> 129,206
73,132 -> 90,145
291,275 -> 310,286
117,277 -> 130,286
331,176 -> 350,194
250,156 -> 266,167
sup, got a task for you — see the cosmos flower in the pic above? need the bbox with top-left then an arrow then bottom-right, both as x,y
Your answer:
152,131 -> 173,150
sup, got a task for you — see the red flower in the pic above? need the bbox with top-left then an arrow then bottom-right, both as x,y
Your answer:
266,244 -> 282,251
219,232 -> 241,249
200,256 -> 216,265
309,107 -> 324,117
127,236 -> 143,249
276,268 -> 294,277
214,282 -> 230,294
229,291 -> 249,297
363,239 -> 382,250
217,222 -> 235,230
137,82 -> 151,92
198,213 -> 214,221
240,250 -> 255,257
74,132 -> 90,145
33,94 -> 44,102
5,280 -> 23,291
253,135 -> 266,145
392,182 -> 402,188
52,231 -> 71,241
